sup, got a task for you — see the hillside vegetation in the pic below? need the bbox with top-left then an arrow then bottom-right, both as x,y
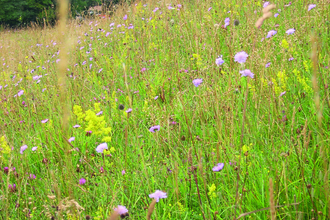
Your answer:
0,0 -> 329,219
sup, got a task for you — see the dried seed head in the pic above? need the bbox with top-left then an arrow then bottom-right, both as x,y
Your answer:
119,104 -> 125,110
234,19 -> 240,26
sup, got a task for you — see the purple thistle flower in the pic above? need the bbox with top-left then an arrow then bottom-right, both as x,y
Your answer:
114,205 -> 128,215
96,143 -> 108,153
240,69 -> 255,79
9,184 -> 17,192
4,167 -> 9,174
20,145 -> 28,154
126,108 -> 132,113
122,170 -> 126,175
285,2 -> 292,7
234,51 -> 249,64
286,28 -> 295,35
192,78 -> 203,87
265,62 -> 271,68
41,119 -> 49,123
215,56 -> 224,66
79,178 -> 86,185
123,15 -> 127,20
68,137 -> 75,143
212,163 -> 224,172
29,174 -> 36,179
149,190 -> 167,202
266,30 -> 277,38
308,4 -> 316,11
149,125 -> 160,133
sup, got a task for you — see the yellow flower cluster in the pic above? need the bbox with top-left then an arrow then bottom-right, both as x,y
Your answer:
208,183 -> 217,199
293,69 -> 312,94
272,70 -> 288,95
0,136 -> 11,155
73,103 -> 112,141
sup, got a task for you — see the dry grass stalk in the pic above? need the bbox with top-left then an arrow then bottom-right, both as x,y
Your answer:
255,4 -> 276,28
107,211 -> 120,220
147,199 -> 157,220
269,178 -> 276,220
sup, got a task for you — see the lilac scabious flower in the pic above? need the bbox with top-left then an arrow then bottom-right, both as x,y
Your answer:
208,7 -> 212,11
240,69 -> 255,78
32,147 -> 37,151
123,15 -> 127,20
224,17 -> 230,28
285,2 -> 292,7
96,111 -> 103,116
154,96 -> 159,100
73,124 -> 81,128
212,163 -> 224,172
126,108 -> 132,113
68,137 -> 75,143
149,190 -> 167,202
17,90 -> 24,96
234,51 -> 248,64
192,78 -> 203,87
122,170 -> 126,175
29,174 -> 36,179
288,57 -> 294,61
308,4 -> 316,11
79,178 -> 86,185
216,56 -> 224,66
263,2 -> 270,8
286,28 -> 295,35
153,7 -> 159,13
265,62 -> 271,68
114,205 -> 128,215
274,13 -> 279,17
41,119 -> 49,123
20,145 -> 28,154
266,30 -> 277,38
96,143 -> 108,153
149,125 -> 160,133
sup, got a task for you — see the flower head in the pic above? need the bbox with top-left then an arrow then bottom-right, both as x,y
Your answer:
234,51 -> 249,64
73,124 -> 81,128
279,91 -> 286,97
149,190 -> 167,202
288,57 -> 294,61
32,147 -> 37,151
41,119 -> 49,123
68,137 -> 75,143
96,143 -> 108,153
265,62 -> 271,68
286,28 -> 295,35
192,78 -> 203,87
224,17 -> 230,27
266,30 -> 277,38
79,178 -> 86,185
17,90 -> 24,96
215,56 -> 224,66
212,163 -> 224,172
149,125 -> 160,133
308,4 -> 316,11
126,108 -> 132,113
20,145 -> 28,154
240,69 -> 255,78
123,15 -> 127,20
263,1 -> 270,8
114,205 -> 128,215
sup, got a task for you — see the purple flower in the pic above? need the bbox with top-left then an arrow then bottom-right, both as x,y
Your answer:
154,96 -> 159,100
215,56 -> 224,66
96,143 -> 108,153
32,147 -> 37,151
234,51 -> 249,64
126,108 -> 132,113
114,205 -> 128,215
17,90 -> 24,96
41,119 -> 49,123
149,190 -> 167,202
73,124 -> 81,128
265,62 -> 271,68
286,28 -> 295,35
224,17 -> 230,28
212,163 -> 224,172
29,174 -> 36,179
79,178 -> 86,185
68,137 -> 75,143
279,91 -> 286,97
240,69 -> 255,78
208,7 -> 212,11
141,67 -> 146,72
122,170 -> 126,175
274,13 -> 279,17
263,2 -> 270,8
288,57 -> 294,61
285,2 -> 292,7
96,111 -> 103,116
9,184 -> 16,192
123,15 -> 127,20
192,78 -> 203,87
153,7 -> 159,13
20,145 -> 28,154
266,30 -> 277,38
4,167 -> 9,173
308,4 -> 316,11
149,125 -> 160,133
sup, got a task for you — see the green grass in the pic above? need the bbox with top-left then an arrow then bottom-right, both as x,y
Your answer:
0,0 -> 330,219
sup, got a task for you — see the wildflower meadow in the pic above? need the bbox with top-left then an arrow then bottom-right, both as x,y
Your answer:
0,0 -> 329,219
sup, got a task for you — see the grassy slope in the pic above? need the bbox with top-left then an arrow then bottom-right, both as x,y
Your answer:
0,0 -> 329,219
